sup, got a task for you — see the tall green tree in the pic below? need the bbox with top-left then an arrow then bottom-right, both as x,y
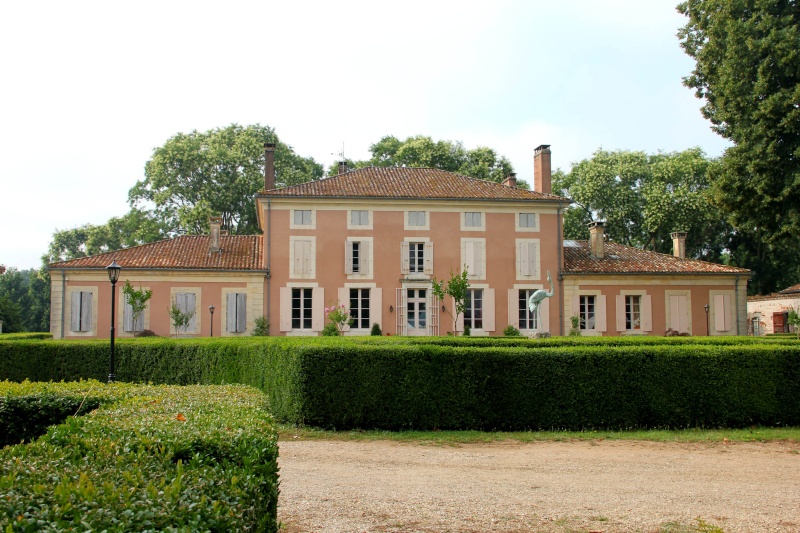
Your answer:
129,124 -> 324,236
553,148 -> 730,261
0,267 -> 49,333
678,0 -> 800,291
332,135 -> 522,186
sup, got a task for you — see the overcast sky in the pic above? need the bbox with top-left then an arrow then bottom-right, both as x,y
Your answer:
0,0 -> 728,270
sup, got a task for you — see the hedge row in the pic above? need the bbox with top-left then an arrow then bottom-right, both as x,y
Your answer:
0,333 -> 52,341
0,381 -> 279,532
1,337 -> 798,430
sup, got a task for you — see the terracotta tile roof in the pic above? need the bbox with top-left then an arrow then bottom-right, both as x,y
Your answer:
260,166 -> 568,202
779,283 -> 800,294
562,240 -> 750,275
49,235 -> 263,271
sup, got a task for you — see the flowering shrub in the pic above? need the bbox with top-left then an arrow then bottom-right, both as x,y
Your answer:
325,304 -> 353,336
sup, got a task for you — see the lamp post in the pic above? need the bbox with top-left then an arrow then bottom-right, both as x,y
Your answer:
209,305 -> 215,337
704,304 -> 710,336
106,261 -> 121,383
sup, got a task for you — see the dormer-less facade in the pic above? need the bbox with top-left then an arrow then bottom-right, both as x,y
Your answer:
255,145 -> 567,336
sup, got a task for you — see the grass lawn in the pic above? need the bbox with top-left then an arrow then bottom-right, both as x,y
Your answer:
278,424 -> 800,445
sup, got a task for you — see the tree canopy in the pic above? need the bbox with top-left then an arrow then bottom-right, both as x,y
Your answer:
553,148 -> 730,261
0,268 -> 49,333
329,135 -> 524,186
678,0 -> 800,291
129,124 -> 324,236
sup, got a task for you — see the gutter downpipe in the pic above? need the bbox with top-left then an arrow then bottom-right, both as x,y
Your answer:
60,269 -> 66,339
266,198 -> 272,333
557,205 -> 564,336
735,274 -> 741,336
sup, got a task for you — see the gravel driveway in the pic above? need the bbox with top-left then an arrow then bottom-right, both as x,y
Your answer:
278,439 -> 800,532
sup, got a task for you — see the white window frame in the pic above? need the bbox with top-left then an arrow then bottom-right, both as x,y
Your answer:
615,291 -> 652,335
170,287 -> 201,336
280,283 -> 324,335
516,212 -> 539,232
223,290 -> 248,335
290,209 -> 315,229
69,288 -> 97,335
518,288 -> 539,332
515,238 -> 541,280
461,211 -> 486,231
345,237 -> 373,279
665,290 -> 692,335
461,238 -> 486,280
509,284 -> 549,335
401,237 -> 433,277
121,287 -> 149,335
347,209 -> 372,230
570,291 -> 606,336
289,236 -> 316,279
404,210 -> 429,230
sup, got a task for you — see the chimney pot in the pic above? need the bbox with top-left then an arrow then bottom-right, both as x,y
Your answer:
264,143 -> 276,190
502,173 -> 517,188
338,161 -> 348,175
671,231 -> 688,259
533,144 -> 552,194
209,217 -> 222,253
588,221 -> 605,259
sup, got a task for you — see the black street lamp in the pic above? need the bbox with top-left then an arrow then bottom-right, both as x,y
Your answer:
209,305 -> 215,337
106,261 -> 121,383
704,303 -> 710,336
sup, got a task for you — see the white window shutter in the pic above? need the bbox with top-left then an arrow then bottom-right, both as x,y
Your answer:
237,294 -> 247,332
678,296 -> 689,332
529,242 -> 539,279
400,242 -> 410,275
616,295 -> 626,332
641,294 -> 652,332
424,242 -> 434,274
596,295 -> 607,332
539,297 -> 550,333
396,288 -> 405,336
463,241 -> 472,273
312,288 -> 324,332
483,289 -> 496,331
279,287 -> 292,331
477,241 -> 486,278
226,293 -> 236,332
456,299 -> 464,333
370,288 -> 382,329
345,241 -> 354,274
186,293 -> 197,332
723,294 -> 732,331
714,294 -> 726,331
518,242 -> 528,277
81,292 -> 92,332
507,289 -> 519,329
70,292 -> 81,331
361,240 -> 370,276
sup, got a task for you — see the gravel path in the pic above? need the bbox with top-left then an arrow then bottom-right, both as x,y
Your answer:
278,439 -> 800,532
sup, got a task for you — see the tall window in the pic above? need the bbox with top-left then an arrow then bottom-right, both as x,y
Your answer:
352,241 -> 361,273
123,294 -> 144,333
349,288 -> 370,329
464,289 -> 483,330
464,212 -> 482,227
70,291 -> 93,332
408,211 -> 426,226
579,295 -> 595,330
351,210 -> 368,226
518,289 -> 538,330
291,288 -> 313,329
293,210 -> 312,225
625,295 -> 641,330
409,242 -> 425,273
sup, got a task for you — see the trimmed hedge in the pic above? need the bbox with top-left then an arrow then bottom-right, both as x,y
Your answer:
0,381 -> 279,532
1,337 -> 798,430
0,333 -> 51,341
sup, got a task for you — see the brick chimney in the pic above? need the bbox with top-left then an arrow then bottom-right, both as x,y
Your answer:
671,231 -> 688,259
533,144 -> 551,194
588,221 -> 605,259
209,217 -> 222,254
264,143 -> 276,190
338,161 -> 348,175
502,173 -> 517,188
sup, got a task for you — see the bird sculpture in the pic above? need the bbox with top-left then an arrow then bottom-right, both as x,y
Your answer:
528,271 -> 555,317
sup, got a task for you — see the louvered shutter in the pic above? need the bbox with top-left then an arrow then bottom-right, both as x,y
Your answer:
595,295 -> 607,332
507,289 -> 519,329
311,288 -> 324,332
186,293 -> 197,332
80,292 -> 92,332
539,297 -> 550,333
518,242 -> 529,277
396,288 -> 406,336
345,241 -> 354,274
714,294 -> 732,332
641,295 -> 652,332
123,297 -> 134,332
483,289 -> 495,331
400,242 -> 410,275
464,241 -> 474,274
424,242 -> 434,274
529,242 -> 539,278
370,288 -> 382,330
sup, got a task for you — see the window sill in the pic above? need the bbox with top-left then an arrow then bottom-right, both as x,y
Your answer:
286,330 -> 318,337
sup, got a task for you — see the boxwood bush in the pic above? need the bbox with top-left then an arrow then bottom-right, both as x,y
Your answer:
0,381 -> 279,532
1,336 -> 798,431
